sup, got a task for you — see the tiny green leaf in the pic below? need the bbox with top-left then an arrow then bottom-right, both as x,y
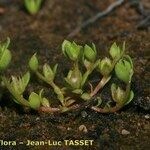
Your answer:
111,84 -> 127,104
29,92 -> 41,109
24,0 -> 42,15
0,49 -> 11,71
98,57 -> 112,76
29,53 -> 39,71
62,40 -> 71,57
81,93 -> 91,100
115,57 -> 133,83
53,64 -> 58,76
96,97 -> 102,107
109,42 -> 120,59
84,44 -> 97,62
123,55 -> 133,68
43,63 -> 53,80
22,72 -> 30,88
39,89 -> 44,99
65,68 -> 82,89
11,76 -> 22,94
62,40 -> 82,61
125,90 -> 134,105
41,98 -> 50,107
111,83 -> 117,101
116,87 -> 125,103
72,89 -> 83,94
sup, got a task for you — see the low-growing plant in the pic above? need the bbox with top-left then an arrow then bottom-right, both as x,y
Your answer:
0,38 -> 11,71
24,0 -> 43,15
2,39 -> 134,114
0,38 -> 12,99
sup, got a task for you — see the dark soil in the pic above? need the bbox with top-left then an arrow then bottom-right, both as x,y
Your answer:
0,0 -> 150,150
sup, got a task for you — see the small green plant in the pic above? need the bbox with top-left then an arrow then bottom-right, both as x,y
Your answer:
24,0 -> 43,15
0,38 -> 11,71
2,72 -> 51,110
0,38 -> 12,99
2,39 -> 134,114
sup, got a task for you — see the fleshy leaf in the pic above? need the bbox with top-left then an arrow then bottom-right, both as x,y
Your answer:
123,55 -> 133,68
29,92 -> 41,109
41,98 -> 50,107
111,83 -> 117,101
116,87 -> 125,103
0,49 -> 11,71
125,90 -> 134,105
96,97 -> 102,107
72,89 -> 83,94
84,44 -> 96,62
39,89 -> 44,99
98,57 -> 112,76
109,42 -> 120,59
62,40 -> 81,61
81,93 -> 91,100
24,0 -> 42,15
65,68 -> 82,89
29,53 -> 38,71
22,72 -> 30,88
92,43 -> 96,53
43,63 -> 53,80
53,64 -> 58,75
115,59 -> 132,83
62,40 -> 71,57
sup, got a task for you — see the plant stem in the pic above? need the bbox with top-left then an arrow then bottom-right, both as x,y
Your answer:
35,71 -> 48,84
91,104 -> 123,113
90,76 -> 111,97
81,60 -> 99,88
91,77 -> 132,113
89,54 -> 124,98
38,106 -> 60,113
38,104 -> 80,113
35,71 -> 65,106
50,81 -> 65,106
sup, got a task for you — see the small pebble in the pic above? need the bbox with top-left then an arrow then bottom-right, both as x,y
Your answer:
79,125 -> 88,133
81,111 -> 88,118
144,114 -> 150,119
137,123 -> 141,126
67,127 -> 71,131
36,117 -> 40,121
121,129 -> 130,135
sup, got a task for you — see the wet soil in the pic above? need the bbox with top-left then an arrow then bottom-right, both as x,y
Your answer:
0,0 -> 150,149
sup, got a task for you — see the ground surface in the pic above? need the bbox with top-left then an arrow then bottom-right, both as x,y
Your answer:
0,0 -> 150,150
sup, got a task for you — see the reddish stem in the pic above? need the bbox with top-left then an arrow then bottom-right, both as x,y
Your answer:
38,107 -> 60,113
90,76 -> 111,97
38,104 -> 80,113
91,104 -> 123,113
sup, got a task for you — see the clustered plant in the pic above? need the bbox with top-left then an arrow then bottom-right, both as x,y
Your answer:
0,38 -> 11,99
24,0 -> 43,15
1,38 -> 134,113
